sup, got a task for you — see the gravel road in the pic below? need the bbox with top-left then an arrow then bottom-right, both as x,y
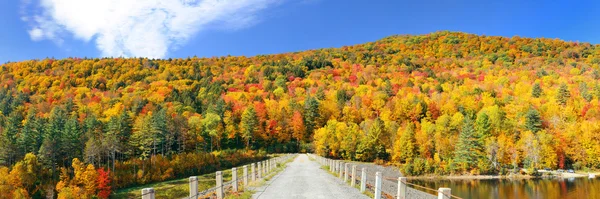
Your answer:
252,154 -> 368,199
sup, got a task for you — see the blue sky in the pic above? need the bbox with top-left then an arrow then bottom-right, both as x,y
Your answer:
1,0 -> 599,63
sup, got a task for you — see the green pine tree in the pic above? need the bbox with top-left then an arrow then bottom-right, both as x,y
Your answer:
580,82 -> 592,102
556,83 -> 570,105
304,96 -> 320,140
531,83 -> 542,98
453,116 -> 482,172
18,108 -> 42,155
62,115 -> 82,161
475,112 -> 491,141
525,108 -> 543,133
0,111 -> 23,165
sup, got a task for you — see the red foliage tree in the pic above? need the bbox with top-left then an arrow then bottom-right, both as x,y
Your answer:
96,168 -> 111,199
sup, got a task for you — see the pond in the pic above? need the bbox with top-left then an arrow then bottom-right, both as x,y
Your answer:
411,177 -> 600,199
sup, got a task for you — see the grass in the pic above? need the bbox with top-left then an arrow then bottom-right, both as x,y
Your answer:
112,166 -> 239,199
224,190 -> 255,199
112,155 -> 296,199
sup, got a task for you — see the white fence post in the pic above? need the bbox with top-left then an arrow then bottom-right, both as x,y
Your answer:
232,167 -> 238,192
333,160 -> 340,174
189,176 -> 198,198
374,172 -> 382,199
360,168 -> 367,192
438,188 -> 451,199
351,165 -> 357,187
216,171 -> 224,199
397,177 -> 407,199
141,188 -> 155,199
344,163 -> 349,182
251,163 -> 256,182
338,162 -> 343,178
243,165 -> 249,185
258,162 -> 262,179
327,159 -> 333,172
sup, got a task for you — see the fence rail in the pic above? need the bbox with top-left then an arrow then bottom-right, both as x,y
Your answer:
310,154 -> 462,199
139,154 -> 296,199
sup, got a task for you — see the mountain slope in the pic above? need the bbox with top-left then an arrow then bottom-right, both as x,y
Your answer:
1,31 -> 600,196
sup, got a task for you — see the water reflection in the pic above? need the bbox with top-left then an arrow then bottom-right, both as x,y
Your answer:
412,177 -> 600,199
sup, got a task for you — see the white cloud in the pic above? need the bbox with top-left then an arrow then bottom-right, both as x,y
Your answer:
28,28 -> 44,41
22,0 -> 282,58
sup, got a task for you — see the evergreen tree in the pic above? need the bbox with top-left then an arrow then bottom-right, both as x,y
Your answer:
556,83 -> 570,105
0,111 -> 23,165
105,114 -> 130,171
594,84 -> 600,100
475,112 -> 491,141
525,108 -> 543,133
383,79 -> 394,97
531,83 -> 542,98
453,116 -> 482,171
62,115 -> 82,163
118,111 -> 133,157
152,108 -> 168,156
39,107 -> 66,175
303,96 -> 320,140
579,82 -> 592,102
18,108 -> 42,155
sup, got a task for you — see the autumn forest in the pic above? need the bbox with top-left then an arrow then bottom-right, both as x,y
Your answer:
1,31 -> 600,198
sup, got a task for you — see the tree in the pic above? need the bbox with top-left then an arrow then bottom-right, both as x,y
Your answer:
151,108 -> 168,156
291,111 -> 305,148
556,83 -> 570,105
368,118 -> 389,160
580,82 -> 592,102
8,153 -> 40,198
96,168 -> 111,199
0,111 -> 22,166
241,106 -> 258,149
475,112 -> 491,141
63,115 -> 82,164
303,96 -> 320,140
83,115 -> 103,165
130,115 -> 158,160
39,107 -> 67,177
394,123 -> 416,163
18,108 -> 42,156
202,112 -> 222,151
82,164 -> 98,197
531,83 -> 542,98
453,116 -> 482,172
525,108 -> 542,133
105,112 -> 131,172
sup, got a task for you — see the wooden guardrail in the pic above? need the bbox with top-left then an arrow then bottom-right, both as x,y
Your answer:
310,154 -> 462,199
140,154 -> 296,199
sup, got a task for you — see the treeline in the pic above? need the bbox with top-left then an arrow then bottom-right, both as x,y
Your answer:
0,151 -> 265,198
1,31 -> 600,197
0,153 -> 110,199
111,150 -> 266,189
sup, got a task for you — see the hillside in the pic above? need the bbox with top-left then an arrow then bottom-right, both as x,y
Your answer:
1,31 -> 600,197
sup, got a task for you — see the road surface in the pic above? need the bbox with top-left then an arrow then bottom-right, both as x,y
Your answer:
252,154 -> 369,199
